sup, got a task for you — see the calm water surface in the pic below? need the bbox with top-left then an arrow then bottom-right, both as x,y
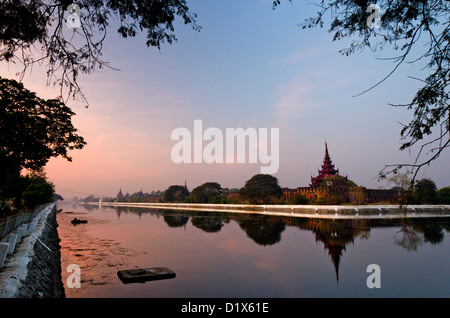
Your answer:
56,203 -> 450,298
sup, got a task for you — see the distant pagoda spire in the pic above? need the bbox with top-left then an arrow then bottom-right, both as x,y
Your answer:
117,188 -> 124,199
310,142 -> 340,187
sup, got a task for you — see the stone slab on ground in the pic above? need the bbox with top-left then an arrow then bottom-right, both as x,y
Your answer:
117,267 -> 176,284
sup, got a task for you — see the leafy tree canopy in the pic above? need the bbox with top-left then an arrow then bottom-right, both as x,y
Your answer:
0,77 -> 86,171
387,172 -> 413,190
290,193 -> 309,205
319,175 -> 357,188
22,170 -> 55,209
413,178 -> 437,203
436,186 -> 450,204
190,182 -> 223,203
239,174 -> 283,204
163,185 -> 189,203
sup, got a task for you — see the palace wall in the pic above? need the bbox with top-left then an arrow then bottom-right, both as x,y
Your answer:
283,186 -> 399,204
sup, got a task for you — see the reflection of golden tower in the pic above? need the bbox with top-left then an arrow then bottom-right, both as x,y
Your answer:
291,218 -> 371,284
315,232 -> 346,283
306,219 -> 357,284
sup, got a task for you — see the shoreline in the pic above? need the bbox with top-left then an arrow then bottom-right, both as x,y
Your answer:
0,203 -> 64,298
84,202 -> 450,219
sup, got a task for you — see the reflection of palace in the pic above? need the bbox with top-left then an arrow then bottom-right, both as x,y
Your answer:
299,219 -> 369,282
103,206 -> 449,283
283,142 -> 399,204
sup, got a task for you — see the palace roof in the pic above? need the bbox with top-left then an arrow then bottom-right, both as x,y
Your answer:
310,142 -> 341,187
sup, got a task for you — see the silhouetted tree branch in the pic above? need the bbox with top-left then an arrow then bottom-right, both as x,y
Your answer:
274,0 -> 450,188
0,0 -> 201,107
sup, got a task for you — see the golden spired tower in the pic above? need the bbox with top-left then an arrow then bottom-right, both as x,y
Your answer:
310,142 -> 346,187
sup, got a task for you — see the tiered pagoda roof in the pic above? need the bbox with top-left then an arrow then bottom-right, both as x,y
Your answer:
310,142 -> 341,187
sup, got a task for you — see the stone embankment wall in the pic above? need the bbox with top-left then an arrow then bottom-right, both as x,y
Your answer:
0,203 -> 65,298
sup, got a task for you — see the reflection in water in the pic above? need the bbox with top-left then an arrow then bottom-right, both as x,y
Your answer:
415,220 -> 447,244
57,210 -> 146,297
393,217 -> 449,251
237,217 -> 285,246
59,203 -> 450,297
307,219 -> 361,282
100,205 -> 450,283
394,219 -> 424,251
190,213 -> 229,232
163,215 -> 189,228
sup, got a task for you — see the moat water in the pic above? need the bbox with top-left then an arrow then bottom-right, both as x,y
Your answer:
56,203 -> 450,298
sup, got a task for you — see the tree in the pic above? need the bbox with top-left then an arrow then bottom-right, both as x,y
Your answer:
22,170 -> 55,209
129,190 -> 146,202
0,0 -> 200,106
413,178 -> 437,204
290,194 -> 309,205
0,77 -> 85,211
387,172 -> 413,190
0,150 -> 22,206
163,185 -> 190,203
436,186 -> 450,204
190,182 -> 223,203
273,0 -> 450,184
349,186 -> 366,205
239,174 -> 283,204
0,77 -> 86,171
316,175 -> 357,204
319,175 -> 356,188
386,172 -> 415,204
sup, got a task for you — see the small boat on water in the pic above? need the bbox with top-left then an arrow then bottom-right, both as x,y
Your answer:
117,267 -> 176,284
71,218 -> 88,225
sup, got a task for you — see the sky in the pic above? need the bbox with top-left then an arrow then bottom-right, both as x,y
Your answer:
2,0 -> 449,200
